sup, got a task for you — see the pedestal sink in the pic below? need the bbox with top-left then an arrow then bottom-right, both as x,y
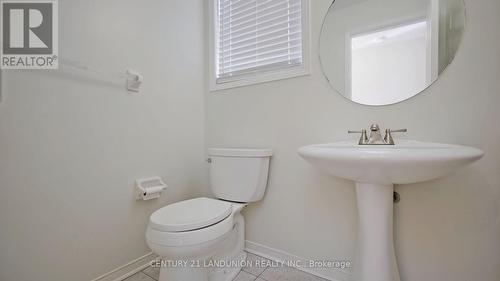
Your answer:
298,140 -> 483,281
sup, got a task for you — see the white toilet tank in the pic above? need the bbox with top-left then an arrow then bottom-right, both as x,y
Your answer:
208,148 -> 273,203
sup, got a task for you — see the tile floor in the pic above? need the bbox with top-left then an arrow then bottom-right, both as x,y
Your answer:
124,252 -> 328,281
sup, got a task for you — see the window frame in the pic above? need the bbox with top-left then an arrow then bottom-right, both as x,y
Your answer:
208,0 -> 310,91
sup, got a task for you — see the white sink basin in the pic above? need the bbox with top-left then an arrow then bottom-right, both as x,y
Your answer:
298,140 -> 484,185
298,140 -> 483,281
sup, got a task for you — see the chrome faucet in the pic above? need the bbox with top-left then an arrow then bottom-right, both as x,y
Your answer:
349,124 -> 407,145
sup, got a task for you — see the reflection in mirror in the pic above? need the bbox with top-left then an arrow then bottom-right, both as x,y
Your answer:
320,0 -> 465,106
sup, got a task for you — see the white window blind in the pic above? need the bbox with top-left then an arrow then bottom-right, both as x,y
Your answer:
216,0 -> 304,83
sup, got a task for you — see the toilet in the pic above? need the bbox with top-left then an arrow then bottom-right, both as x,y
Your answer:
146,148 -> 273,281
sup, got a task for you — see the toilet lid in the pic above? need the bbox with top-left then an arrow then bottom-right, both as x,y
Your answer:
149,197 -> 232,232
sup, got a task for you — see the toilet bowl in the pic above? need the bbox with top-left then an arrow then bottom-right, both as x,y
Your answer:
146,148 -> 272,281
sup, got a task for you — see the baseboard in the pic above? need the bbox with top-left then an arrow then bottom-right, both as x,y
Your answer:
90,242 -> 351,281
90,252 -> 158,281
245,240 -> 351,281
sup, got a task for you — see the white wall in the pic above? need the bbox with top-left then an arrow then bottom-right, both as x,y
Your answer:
0,0 -> 206,280
206,0 -> 500,281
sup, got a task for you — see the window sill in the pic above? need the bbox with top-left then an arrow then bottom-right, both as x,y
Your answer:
209,66 -> 310,92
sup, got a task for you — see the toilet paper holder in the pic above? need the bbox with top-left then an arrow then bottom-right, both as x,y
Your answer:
135,176 -> 167,200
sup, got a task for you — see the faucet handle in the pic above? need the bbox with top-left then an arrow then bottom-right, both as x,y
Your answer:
388,129 -> 408,133
349,129 -> 368,145
384,128 -> 407,145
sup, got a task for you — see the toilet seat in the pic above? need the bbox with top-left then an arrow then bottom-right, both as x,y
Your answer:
149,197 -> 232,232
146,198 -> 236,247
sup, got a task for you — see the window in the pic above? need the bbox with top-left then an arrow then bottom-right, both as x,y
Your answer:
209,0 -> 309,90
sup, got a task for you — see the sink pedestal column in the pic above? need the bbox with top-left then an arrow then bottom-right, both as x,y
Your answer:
354,183 -> 400,281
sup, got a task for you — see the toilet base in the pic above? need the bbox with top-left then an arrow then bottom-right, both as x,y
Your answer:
209,251 -> 247,281
157,251 -> 246,281
155,205 -> 248,281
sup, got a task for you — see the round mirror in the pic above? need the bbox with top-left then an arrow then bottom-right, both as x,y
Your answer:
319,0 -> 465,106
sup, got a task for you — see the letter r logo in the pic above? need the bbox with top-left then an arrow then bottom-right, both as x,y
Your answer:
2,2 -> 53,54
